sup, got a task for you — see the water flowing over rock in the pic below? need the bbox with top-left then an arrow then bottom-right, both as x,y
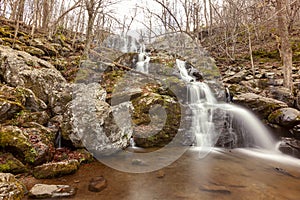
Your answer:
0,173 -> 25,199
61,83 -> 133,155
233,93 -> 288,119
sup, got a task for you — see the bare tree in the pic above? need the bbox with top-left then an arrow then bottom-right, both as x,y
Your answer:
276,0 -> 293,91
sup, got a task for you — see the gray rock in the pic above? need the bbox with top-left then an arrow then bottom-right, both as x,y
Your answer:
268,108 -> 300,127
222,70 -> 248,84
265,86 -> 294,107
278,138 -> 300,158
29,184 -> 76,199
0,173 -> 25,199
33,159 -> 79,179
0,45 -> 66,103
61,83 -> 133,156
290,124 -> 300,139
233,93 -> 288,119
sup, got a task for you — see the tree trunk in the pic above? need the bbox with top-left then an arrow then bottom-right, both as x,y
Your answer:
17,0 -> 25,21
42,0 -> 50,30
276,0 -> 293,91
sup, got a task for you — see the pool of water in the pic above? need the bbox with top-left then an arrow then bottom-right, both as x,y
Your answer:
22,148 -> 300,200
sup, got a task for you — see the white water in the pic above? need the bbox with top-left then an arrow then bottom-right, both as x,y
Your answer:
176,59 -> 276,150
136,44 -> 150,73
176,59 -> 218,148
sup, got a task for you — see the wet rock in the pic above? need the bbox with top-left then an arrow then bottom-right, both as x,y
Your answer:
29,184 -> 76,199
61,83 -> 133,156
0,45 -> 66,103
290,124 -> 300,139
88,176 -> 107,192
278,138 -> 300,158
233,93 -> 288,119
268,108 -> 300,127
0,173 -> 25,199
0,125 -> 54,165
33,159 -> 79,179
0,153 -> 27,174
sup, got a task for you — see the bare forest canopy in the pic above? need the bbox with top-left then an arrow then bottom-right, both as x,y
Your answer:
0,0 -> 299,90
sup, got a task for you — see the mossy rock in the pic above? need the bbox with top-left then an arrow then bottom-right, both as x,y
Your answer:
268,108 -> 300,127
0,125 -> 54,165
0,153 -> 27,174
24,46 -> 45,57
33,159 -> 79,179
132,87 -> 181,147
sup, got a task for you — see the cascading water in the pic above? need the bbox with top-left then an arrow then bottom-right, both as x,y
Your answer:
176,59 -> 218,149
176,59 -> 276,151
136,44 -> 150,73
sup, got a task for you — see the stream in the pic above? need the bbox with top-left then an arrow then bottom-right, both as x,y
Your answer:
22,147 -> 300,200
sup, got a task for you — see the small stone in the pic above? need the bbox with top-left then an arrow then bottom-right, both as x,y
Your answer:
156,170 -> 165,178
131,159 -> 147,166
29,184 -> 76,199
88,176 -> 107,192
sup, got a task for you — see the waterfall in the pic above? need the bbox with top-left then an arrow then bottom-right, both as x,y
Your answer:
136,44 -> 150,73
176,59 -> 218,149
176,59 -> 276,150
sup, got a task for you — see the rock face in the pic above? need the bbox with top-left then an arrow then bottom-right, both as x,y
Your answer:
33,159 -> 79,179
0,173 -> 25,200
29,184 -> 76,199
0,45 -> 66,103
61,83 -> 133,155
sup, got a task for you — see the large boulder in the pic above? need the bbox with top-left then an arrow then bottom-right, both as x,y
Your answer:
0,45 -> 66,104
233,93 -> 288,119
268,108 -> 300,127
0,125 -> 55,165
61,83 -> 133,155
0,173 -> 25,200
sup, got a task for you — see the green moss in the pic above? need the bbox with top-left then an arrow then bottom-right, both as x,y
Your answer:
0,126 -> 37,164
